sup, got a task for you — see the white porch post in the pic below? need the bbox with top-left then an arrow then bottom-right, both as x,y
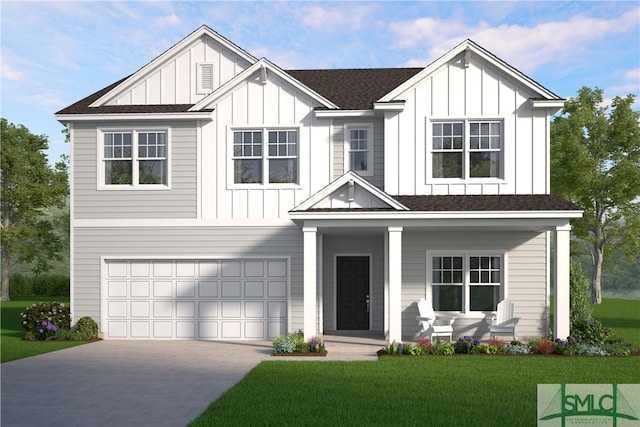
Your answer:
388,226 -> 403,343
303,226 -> 318,340
554,223 -> 571,339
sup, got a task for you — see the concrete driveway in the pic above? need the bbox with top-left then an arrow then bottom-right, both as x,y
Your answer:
1,340 -> 273,427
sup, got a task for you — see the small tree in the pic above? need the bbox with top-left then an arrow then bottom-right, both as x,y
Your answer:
0,118 -> 69,301
551,87 -> 640,304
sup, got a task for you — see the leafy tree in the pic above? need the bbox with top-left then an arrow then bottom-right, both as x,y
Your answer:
551,87 -> 640,304
0,118 -> 69,301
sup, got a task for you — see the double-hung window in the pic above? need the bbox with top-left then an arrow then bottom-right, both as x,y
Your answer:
233,129 -> 298,184
102,130 -> 168,187
431,120 -> 502,179
430,254 -> 502,313
345,124 -> 373,176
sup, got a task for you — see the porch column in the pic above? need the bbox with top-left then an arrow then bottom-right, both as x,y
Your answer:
303,227 -> 318,340
554,223 -> 571,339
388,226 -> 403,343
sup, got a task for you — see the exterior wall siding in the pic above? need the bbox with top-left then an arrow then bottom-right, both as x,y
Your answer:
401,230 -> 547,341
200,72 -> 332,220
321,234 -> 385,331
73,121 -> 197,219
73,225 -> 304,332
108,37 -> 252,106
331,117 -> 385,189
386,53 -> 548,196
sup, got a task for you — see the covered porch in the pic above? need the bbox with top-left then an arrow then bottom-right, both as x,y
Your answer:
290,172 -> 582,343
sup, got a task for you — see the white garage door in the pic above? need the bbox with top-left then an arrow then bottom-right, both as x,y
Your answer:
104,259 -> 288,340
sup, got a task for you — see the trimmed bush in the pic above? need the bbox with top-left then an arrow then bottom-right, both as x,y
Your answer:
570,261 -> 592,323
20,301 -> 71,340
74,316 -> 99,340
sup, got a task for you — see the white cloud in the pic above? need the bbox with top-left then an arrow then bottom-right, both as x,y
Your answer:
155,13 -> 181,27
392,7 -> 640,72
300,4 -> 376,30
1,63 -> 24,81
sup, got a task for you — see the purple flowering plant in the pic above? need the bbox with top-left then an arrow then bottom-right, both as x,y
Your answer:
20,301 -> 71,340
454,336 -> 482,354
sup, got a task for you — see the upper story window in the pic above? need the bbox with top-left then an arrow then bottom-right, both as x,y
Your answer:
345,124 -> 373,176
431,121 -> 502,179
102,130 -> 168,188
233,129 -> 298,184
430,254 -> 502,313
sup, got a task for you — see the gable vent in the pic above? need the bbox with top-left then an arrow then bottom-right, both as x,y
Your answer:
197,63 -> 214,94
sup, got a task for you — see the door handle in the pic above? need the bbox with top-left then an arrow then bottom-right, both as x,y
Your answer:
366,294 -> 370,313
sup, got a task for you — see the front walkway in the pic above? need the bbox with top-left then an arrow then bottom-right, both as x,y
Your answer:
1,336 -> 385,427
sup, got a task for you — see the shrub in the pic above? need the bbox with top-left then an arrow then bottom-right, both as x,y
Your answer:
531,337 -> 555,354
578,345 -> 607,356
308,336 -> 325,353
554,336 -> 582,355
571,317 -> 616,345
20,301 -> 71,339
10,274 -> 69,297
454,336 -> 481,354
432,341 -> 455,356
74,316 -> 99,340
569,261 -> 592,324
272,332 -> 306,353
604,343 -> 636,357
505,343 -> 531,355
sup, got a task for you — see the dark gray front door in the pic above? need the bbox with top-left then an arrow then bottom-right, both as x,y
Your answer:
336,256 -> 370,330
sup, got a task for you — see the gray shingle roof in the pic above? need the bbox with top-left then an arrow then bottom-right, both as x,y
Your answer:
304,194 -> 581,212
57,67 -> 423,115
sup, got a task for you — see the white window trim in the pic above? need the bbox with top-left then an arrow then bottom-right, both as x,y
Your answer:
196,62 -> 215,95
97,127 -> 171,191
427,119 -> 505,183
344,123 -> 374,177
228,126 -> 302,189
426,250 -> 507,318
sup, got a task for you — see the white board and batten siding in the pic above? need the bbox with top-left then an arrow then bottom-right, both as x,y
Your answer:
200,70 -> 332,220
73,120 -> 197,219
385,53 -> 549,197
104,37 -> 252,106
73,226 -> 304,339
401,230 -> 548,340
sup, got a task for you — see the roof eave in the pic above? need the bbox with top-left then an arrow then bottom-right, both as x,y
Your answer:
55,111 -> 214,122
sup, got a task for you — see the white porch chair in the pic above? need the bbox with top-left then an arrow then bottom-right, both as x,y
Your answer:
485,298 -> 520,340
415,298 -> 457,342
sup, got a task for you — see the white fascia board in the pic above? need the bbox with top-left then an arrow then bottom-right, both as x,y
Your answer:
89,25 -> 257,108
314,110 -> 375,118
55,111 -> 214,122
379,39 -> 561,103
373,102 -> 405,112
190,58 -> 338,111
291,170 -> 409,212
289,209 -> 583,221
74,218 -> 295,228
531,99 -> 566,109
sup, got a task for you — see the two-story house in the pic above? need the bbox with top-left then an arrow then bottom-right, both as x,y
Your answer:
56,25 -> 582,342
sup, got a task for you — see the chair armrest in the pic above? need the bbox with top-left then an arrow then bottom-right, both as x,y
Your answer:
484,315 -> 496,325
416,315 -> 435,322
506,317 -> 520,326
437,315 -> 457,325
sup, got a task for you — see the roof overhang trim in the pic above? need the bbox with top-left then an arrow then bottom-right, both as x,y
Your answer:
314,109 -> 375,118
55,111 -> 214,121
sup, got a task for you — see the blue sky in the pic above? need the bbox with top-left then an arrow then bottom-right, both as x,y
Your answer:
1,1 -> 639,163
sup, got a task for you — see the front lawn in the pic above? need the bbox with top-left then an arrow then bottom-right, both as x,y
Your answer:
189,356 -> 640,426
191,296 -> 640,426
1,297 -> 84,363
592,297 -> 640,346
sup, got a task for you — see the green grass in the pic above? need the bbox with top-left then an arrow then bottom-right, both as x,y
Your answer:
1,297 -> 84,363
189,357 -> 640,426
191,296 -> 640,426
592,297 -> 640,346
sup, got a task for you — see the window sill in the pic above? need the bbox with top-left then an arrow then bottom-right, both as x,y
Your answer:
227,183 -> 303,190
428,178 -> 506,185
436,311 -> 495,319
97,185 -> 171,191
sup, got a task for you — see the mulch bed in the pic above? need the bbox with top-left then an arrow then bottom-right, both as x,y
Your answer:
271,351 -> 328,357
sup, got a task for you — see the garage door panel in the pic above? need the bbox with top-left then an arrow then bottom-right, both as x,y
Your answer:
105,259 -> 288,340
